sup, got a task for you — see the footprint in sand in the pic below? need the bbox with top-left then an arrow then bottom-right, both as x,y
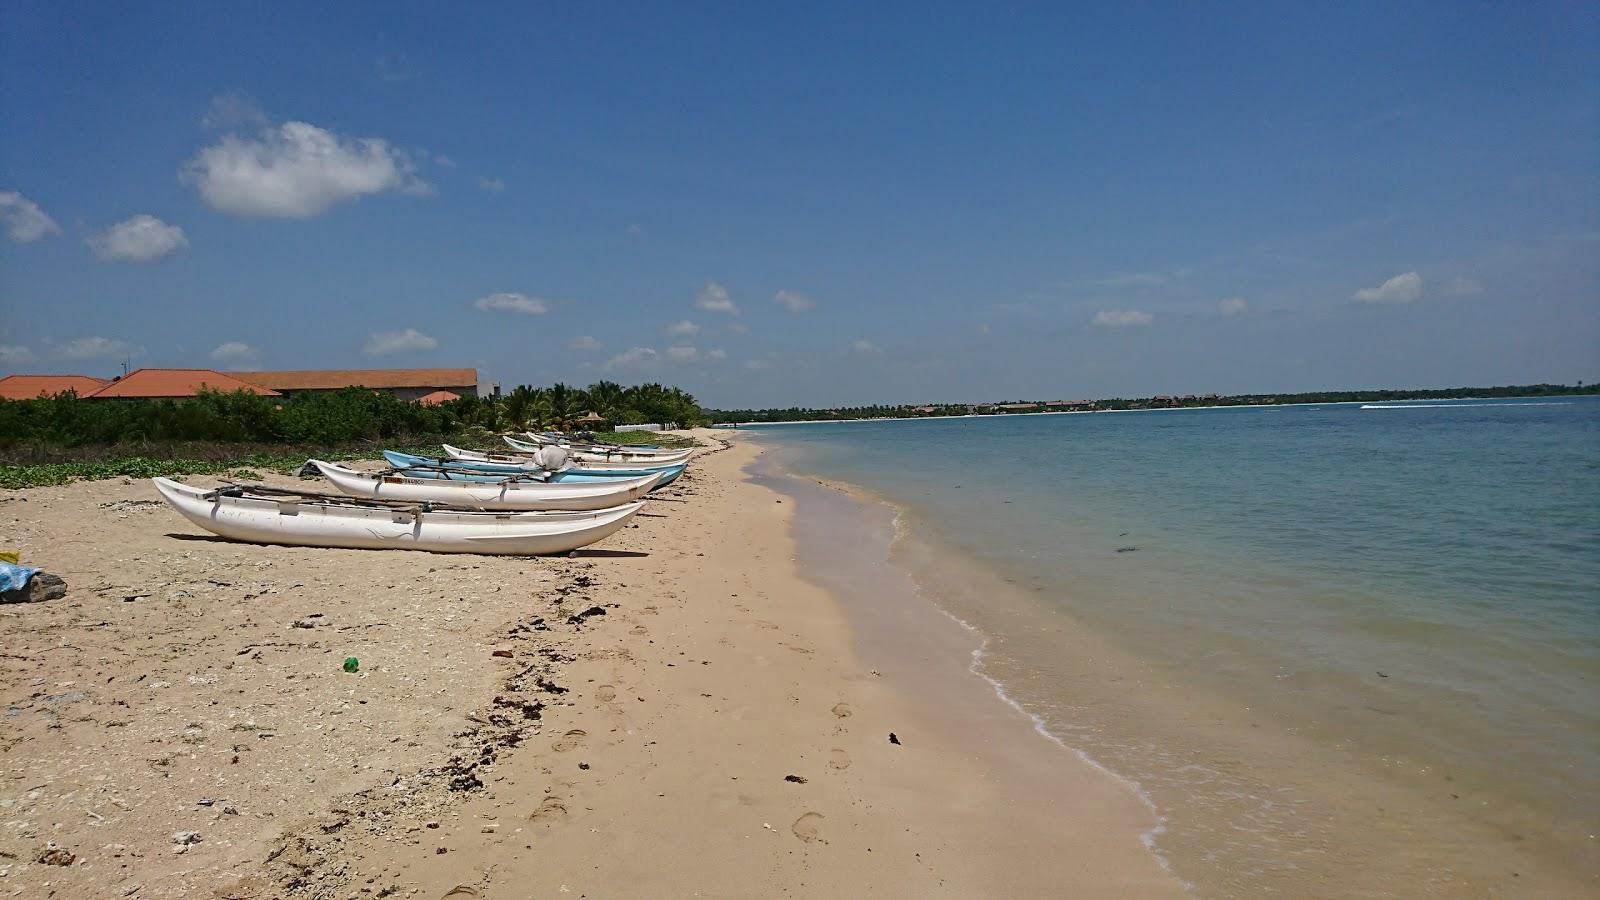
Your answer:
828,749 -> 851,770
831,702 -> 852,719
753,619 -> 778,630
596,685 -> 617,702
791,811 -> 826,843
641,605 -> 659,616
528,795 -> 569,823
552,728 -> 587,752
630,625 -> 648,635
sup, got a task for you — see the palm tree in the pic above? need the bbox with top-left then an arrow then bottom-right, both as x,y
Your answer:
547,382 -> 582,431
501,385 -> 540,431
583,380 -> 625,421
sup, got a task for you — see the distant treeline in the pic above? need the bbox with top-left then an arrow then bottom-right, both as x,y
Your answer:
0,381 -> 708,452
708,383 -> 1598,423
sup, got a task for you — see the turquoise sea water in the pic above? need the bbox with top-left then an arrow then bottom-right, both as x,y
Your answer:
749,397 -> 1599,893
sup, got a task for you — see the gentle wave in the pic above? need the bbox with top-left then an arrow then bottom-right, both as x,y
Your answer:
951,606 -> 1184,883
883,505 -> 1184,882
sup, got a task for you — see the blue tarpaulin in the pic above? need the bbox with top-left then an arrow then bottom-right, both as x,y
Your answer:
1,562 -> 40,593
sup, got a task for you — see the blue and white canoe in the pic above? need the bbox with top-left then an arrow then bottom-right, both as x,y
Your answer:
312,460 -> 663,511
382,451 -> 686,488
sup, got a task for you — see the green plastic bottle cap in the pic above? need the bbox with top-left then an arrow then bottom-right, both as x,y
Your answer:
343,657 -> 359,673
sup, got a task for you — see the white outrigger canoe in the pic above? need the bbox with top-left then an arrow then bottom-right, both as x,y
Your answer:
501,435 -> 694,466
516,432 -> 694,459
310,460 -> 662,511
153,477 -> 643,555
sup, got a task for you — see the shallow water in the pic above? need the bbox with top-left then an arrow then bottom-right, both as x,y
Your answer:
747,398 -> 1600,895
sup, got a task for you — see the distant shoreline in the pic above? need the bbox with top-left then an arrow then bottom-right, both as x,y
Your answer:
717,393 -> 1584,427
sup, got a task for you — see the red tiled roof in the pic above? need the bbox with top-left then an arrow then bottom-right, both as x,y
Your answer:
0,374 -> 109,400
233,368 -> 477,391
415,390 -> 461,406
84,369 -> 280,399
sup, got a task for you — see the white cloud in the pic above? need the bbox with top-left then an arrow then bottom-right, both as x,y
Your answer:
88,214 -> 188,262
773,290 -> 815,313
209,341 -> 260,366
851,339 -> 880,355
606,346 -> 659,370
666,345 -> 699,362
182,120 -> 429,218
1438,276 -> 1485,297
0,344 -> 35,364
726,321 -> 749,335
664,319 -> 701,338
1102,272 -> 1167,288
434,154 -> 457,169
476,176 -> 506,194
473,292 -> 548,315
744,358 -> 773,371
364,328 -> 438,355
707,348 -> 727,360
0,191 -> 62,242
977,323 -> 991,335
695,282 -> 739,315
568,335 -> 602,351
626,223 -> 642,238
1218,297 -> 1249,317
57,336 -> 140,360
1093,309 -> 1154,328
1353,272 -> 1423,304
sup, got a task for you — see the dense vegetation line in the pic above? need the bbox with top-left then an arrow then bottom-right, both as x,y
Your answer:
0,381 -> 705,488
0,380 -> 708,450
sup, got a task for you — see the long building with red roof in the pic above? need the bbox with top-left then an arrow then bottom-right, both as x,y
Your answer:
232,368 -> 478,401
0,374 -> 110,400
82,369 -> 281,399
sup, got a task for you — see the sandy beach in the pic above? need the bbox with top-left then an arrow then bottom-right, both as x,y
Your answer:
0,432 -> 1179,898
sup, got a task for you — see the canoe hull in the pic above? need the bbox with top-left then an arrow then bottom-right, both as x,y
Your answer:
383,451 -> 685,487
153,478 -> 642,556
515,433 -> 688,458
446,442 -> 692,466
312,461 -> 662,511
502,435 -> 693,465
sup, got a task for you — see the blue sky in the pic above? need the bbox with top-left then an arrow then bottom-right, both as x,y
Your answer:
1,2 -> 1595,407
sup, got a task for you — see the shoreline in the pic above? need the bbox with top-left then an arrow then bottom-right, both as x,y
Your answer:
754,424 -> 1600,896
0,430 -> 1181,897
747,447 -> 1183,885
746,457 -> 1175,859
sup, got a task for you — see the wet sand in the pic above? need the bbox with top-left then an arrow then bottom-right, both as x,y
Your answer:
0,432 -> 1178,897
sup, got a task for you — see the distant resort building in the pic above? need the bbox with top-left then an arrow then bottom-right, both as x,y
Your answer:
0,367 -> 478,402
232,368 -> 478,401
84,369 -> 280,399
0,374 -> 110,400
415,390 -> 463,406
